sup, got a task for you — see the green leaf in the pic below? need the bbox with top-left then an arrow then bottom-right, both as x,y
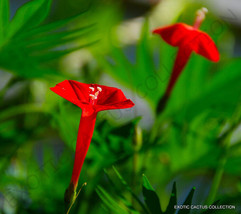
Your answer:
164,182 -> 177,214
33,40 -> 99,62
7,0 -> 52,38
142,174 -> 162,214
103,169 -> 140,214
24,24 -> 95,47
142,174 -> 154,191
16,9 -> 90,40
177,187 -> 195,214
25,25 -> 96,53
2,6 -> 97,79
0,0 -> 9,41
136,19 -> 155,79
112,166 -> 150,214
96,186 -> 130,214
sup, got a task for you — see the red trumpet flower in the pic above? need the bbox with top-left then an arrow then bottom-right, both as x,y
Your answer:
153,8 -> 220,113
50,80 -> 134,204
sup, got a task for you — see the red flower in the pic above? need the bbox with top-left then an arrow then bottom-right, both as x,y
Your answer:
152,8 -> 220,113
50,80 -> 134,203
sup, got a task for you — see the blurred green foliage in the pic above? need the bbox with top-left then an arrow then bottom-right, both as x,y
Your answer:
0,0 -> 241,214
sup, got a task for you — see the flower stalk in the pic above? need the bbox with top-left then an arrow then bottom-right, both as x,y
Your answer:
132,125 -> 142,188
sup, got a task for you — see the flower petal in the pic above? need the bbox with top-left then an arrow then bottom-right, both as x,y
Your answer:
68,80 -> 91,102
153,23 -> 220,62
153,23 -> 193,47
95,99 -> 135,112
96,85 -> 130,105
50,80 -> 82,107
50,80 -> 90,108
189,31 -> 220,62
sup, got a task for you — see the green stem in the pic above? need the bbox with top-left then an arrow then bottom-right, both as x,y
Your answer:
132,126 -> 142,204
140,115 -> 163,173
66,182 -> 87,214
205,146 -> 228,205
131,151 -> 138,207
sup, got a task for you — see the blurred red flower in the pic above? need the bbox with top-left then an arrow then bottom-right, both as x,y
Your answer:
153,8 -> 220,113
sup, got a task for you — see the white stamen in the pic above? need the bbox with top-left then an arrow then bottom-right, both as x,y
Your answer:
89,94 -> 97,100
201,7 -> 208,14
196,7 -> 208,19
194,7 -> 209,29
89,87 -> 95,91
89,86 -> 102,103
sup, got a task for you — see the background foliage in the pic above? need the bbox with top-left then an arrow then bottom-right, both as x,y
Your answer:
0,0 -> 240,213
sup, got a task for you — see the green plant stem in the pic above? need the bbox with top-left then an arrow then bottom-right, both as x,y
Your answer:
205,147 -> 228,205
141,114 -> 164,173
132,126 -> 142,205
132,151 -> 138,188
131,151 -> 138,207
66,182 -> 87,214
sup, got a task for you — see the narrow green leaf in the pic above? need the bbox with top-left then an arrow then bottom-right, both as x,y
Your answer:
142,174 -> 155,191
112,166 -> 150,214
0,0 -> 9,41
177,187 -> 195,214
26,24 -> 95,45
164,182 -> 177,214
142,174 -> 162,214
33,40 -> 99,62
25,25 -> 95,52
96,186 -> 129,214
16,9 -> 90,39
103,169 -> 140,214
7,0 -> 52,38
137,19 -> 155,77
